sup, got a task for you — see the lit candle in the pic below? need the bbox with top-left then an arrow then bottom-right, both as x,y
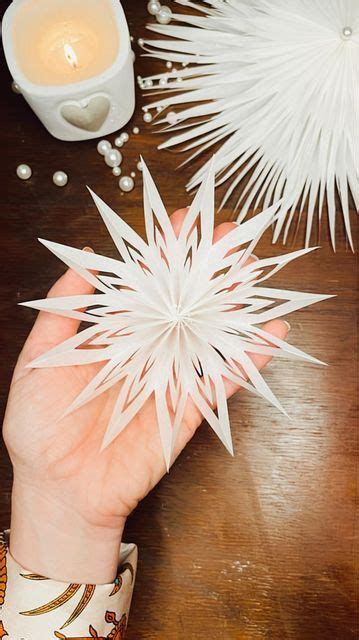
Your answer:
2,0 -> 135,141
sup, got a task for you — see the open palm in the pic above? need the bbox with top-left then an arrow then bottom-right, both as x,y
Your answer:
3,209 -> 287,582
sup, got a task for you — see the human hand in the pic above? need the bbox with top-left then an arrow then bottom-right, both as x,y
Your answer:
3,209 -> 288,584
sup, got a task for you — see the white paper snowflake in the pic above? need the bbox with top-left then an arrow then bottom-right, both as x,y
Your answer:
23,160 -> 330,469
141,0 -> 359,250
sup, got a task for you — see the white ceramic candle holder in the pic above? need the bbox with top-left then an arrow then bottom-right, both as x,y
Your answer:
2,0 -> 135,141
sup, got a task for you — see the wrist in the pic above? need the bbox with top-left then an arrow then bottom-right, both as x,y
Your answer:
10,478 -> 126,584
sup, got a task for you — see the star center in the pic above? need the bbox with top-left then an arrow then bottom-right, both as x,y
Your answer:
167,303 -> 190,325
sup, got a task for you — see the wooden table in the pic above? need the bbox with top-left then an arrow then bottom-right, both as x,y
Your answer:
0,2 -> 357,638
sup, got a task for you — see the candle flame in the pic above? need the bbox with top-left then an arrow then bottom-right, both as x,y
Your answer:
63,43 -> 78,69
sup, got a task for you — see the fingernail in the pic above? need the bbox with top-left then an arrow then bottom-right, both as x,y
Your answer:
284,321 -> 291,332
83,246 -> 94,253
251,254 -> 260,262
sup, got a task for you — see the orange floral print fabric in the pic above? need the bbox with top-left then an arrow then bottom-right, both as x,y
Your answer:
0,533 -> 137,640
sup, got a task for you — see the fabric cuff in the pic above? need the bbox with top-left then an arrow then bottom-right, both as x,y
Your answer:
0,531 -> 137,639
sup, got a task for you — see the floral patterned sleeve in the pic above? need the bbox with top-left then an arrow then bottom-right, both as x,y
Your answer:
0,532 -> 137,639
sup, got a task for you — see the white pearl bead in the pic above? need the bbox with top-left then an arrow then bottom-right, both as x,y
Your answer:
166,61 -> 173,69
133,126 -> 140,134
97,140 -> 112,156
143,78 -> 153,88
53,171 -> 68,187
166,111 -> 178,125
143,111 -> 153,123
114,137 -> 124,147
112,166 -> 122,177
147,0 -> 161,15
138,38 -> 144,46
12,81 -> 22,94
131,171 -> 136,178
119,176 -> 135,192
120,132 -> 129,143
105,149 -> 122,167
342,26 -> 353,39
161,6 -> 172,16
159,76 -> 168,87
16,164 -> 32,180
137,161 -> 143,171
157,6 -> 172,24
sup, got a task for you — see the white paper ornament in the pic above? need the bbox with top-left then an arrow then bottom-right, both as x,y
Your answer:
22,159 -> 331,470
142,0 -> 359,250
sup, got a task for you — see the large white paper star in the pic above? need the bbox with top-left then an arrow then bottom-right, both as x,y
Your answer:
23,160 -> 330,469
141,0 -> 358,250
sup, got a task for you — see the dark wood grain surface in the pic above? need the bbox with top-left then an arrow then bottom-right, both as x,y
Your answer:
0,2 -> 358,638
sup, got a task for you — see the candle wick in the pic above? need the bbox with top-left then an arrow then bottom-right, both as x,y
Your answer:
63,43 -> 79,70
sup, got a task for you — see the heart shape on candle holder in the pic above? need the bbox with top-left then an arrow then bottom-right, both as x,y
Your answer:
60,95 -> 110,132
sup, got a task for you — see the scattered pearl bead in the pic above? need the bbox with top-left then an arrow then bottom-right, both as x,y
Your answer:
119,176 -> 135,192
177,77 -> 183,83
182,62 -> 188,67
114,137 -> 124,147
137,161 -> 143,171
53,171 -> 68,187
147,0 -> 161,15
143,78 -> 153,88
130,35 -> 134,42
97,139 -> 112,156
166,61 -> 173,69
342,26 -> 353,39
159,76 -> 168,87
157,5 -> 172,24
138,38 -> 144,46
166,111 -> 178,125
12,81 -> 22,94
112,166 -> 122,177
143,111 -> 153,123
105,149 -> 122,167
16,164 -> 32,180
131,171 -> 136,178
133,126 -> 140,134
120,132 -> 129,143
